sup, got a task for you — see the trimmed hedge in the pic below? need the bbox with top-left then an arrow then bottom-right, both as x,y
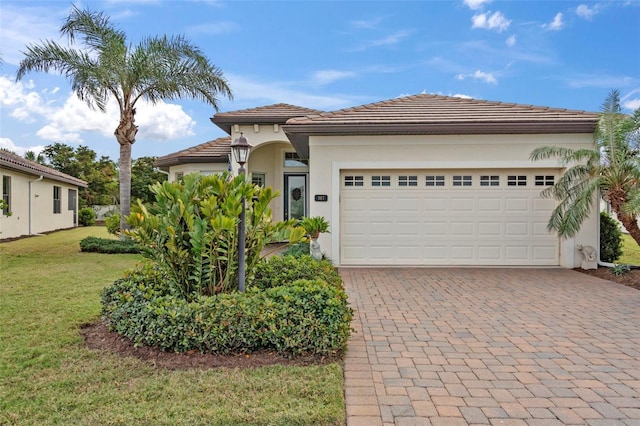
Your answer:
250,255 -> 342,290
80,236 -> 142,254
101,263 -> 353,356
600,212 -> 623,263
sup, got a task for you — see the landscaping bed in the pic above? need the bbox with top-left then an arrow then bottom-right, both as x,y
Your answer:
575,267 -> 640,290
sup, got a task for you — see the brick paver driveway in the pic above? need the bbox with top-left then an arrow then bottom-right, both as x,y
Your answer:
340,268 -> 640,426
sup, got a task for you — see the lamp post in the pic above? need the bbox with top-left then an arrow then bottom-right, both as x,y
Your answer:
230,132 -> 252,292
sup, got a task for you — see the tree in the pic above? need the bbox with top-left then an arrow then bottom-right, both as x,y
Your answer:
39,142 -> 118,207
16,6 -> 232,232
530,89 -> 640,245
24,151 -> 45,164
131,157 -> 167,204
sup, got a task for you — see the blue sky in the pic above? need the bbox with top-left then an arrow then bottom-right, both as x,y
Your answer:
1,0 -> 639,162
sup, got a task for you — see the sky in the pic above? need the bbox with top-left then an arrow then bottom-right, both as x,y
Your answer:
1,0 -> 639,162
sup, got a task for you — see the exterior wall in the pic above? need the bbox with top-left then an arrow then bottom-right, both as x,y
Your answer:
167,163 -> 229,182
307,133 -> 599,268
0,168 -> 80,240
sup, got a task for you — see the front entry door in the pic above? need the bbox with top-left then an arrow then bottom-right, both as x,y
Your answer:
284,174 -> 307,220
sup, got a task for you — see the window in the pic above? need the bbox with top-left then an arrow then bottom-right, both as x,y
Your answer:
344,175 -> 364,187
252,173 -> 266,187
2,176 -> 10,215
371,175 -> 391,187
452,175 -> 472,187
398,176 -> 418,187
68,189 -> 76,210
53,186 -> 61,214
480,175 -> 500,187
426,175 -> 445,187
284,152 -> 308,167
508,175 -> 527,186
535,175 -> 555,186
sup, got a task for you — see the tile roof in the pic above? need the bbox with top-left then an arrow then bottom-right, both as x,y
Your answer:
154,137 -> 231,167
0,150 -> 87,187
283,93 -> 600,157
211,103 -> 324,133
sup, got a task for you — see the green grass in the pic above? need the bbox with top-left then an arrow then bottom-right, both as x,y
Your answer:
0,227 -> 345,425
619,233 -> 640,265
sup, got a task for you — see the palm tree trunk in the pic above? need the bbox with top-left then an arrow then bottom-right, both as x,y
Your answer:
114,107 -> 138,234
617,213 -> 640,247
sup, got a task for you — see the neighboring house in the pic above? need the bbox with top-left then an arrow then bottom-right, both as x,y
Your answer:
0,150 -> 88,240
156,94 -> 600,268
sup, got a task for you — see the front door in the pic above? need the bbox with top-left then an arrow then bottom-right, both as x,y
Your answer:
284,174 -> 307,220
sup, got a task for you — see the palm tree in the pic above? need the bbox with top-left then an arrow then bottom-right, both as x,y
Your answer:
530,90 -> 640,246
16,6 -> 232,231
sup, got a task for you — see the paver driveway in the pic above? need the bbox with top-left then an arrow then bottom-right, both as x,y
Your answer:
340,268 -> 640,426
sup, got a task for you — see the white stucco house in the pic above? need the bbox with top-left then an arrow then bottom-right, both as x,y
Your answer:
0,150 -> 87,240
155,94 -> 600,269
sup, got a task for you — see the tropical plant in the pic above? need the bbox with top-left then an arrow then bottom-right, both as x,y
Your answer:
105,213 -> 120,235
126,172 -> 305,298
78,207 -> 96,226
530,90 -> 640,245
299,216 -> 330,239
16,6 -> 232,233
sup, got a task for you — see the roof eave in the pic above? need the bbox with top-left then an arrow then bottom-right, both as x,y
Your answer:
154,155 -> 229,168
0,160 -> 88,188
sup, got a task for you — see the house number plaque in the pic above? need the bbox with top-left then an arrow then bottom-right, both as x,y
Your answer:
314,194 -> 328,202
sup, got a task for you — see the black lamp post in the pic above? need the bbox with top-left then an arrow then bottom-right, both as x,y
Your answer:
230,132 -> 252,292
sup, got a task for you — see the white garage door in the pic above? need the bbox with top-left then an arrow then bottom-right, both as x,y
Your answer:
340,170 -> 559,266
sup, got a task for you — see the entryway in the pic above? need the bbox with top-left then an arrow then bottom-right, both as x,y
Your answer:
284,173 -> 307,220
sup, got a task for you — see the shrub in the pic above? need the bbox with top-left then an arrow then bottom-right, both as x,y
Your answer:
600,212 -> 623,263
281,241 -> 309,258
79,236 -> 141,254
105,213 -> 120,235
125,172 -> 305,298
609,263 -> 630,276
101,265 -> 353,356
249,255 -> 343,290
78,207 -> 96,226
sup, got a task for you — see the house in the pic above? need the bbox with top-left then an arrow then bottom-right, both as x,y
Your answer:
155,94 -> 600,268
0,150 -> 88,240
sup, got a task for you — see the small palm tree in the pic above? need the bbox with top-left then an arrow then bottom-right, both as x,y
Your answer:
16,6 -> 232,232
530,89 -> 640,245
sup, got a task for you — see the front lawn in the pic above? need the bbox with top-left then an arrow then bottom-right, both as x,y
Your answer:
619,233 -> 640,264
0,227 -> 345,425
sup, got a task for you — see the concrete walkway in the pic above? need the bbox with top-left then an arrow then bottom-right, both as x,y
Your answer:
340,268 -> 640,426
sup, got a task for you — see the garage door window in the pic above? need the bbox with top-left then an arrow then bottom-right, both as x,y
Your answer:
372,175 -> 391,187
480,175 -> 500,186
452,175 -> 472,186
344,175 -> 364,187
535,175 -> 555,186
398,175 -> 418,187
426,175 -> 445,187
508,175 -> 527,186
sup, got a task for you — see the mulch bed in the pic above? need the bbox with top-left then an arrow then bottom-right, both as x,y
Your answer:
80,321 -> 340,370
575,266 -> 640,291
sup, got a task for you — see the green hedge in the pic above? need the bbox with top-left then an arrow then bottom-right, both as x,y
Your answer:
80,236 -> 142,254
250,255 -> 343,290
101,264 -> 353,356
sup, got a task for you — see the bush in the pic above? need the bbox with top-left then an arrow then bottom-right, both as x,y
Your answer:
101,264 -> 353,356
281,241 -> 309,258
249,255 -> 343,290
80,236 -> 141,254
105,213 -> 120,235
78,207 -> 96,226
601,212 -> 623,263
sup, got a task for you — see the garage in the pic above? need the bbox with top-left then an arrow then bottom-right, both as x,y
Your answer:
340,169 -> 560,266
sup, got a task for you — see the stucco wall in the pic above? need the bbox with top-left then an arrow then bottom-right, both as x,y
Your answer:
0,169 -> 80,240
307,133 -> 599,268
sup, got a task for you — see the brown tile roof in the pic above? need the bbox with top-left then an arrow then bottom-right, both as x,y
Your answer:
282,93 -> 600,157
154,137 -> 231,168
0,150 -> 87,187
211,103 -> 324,133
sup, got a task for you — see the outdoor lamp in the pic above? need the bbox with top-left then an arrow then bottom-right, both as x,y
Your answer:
231,132 -> 252,292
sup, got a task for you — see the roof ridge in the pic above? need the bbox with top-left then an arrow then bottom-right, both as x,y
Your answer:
0,149 -> 87,187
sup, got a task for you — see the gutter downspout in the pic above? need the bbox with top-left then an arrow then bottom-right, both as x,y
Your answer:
29,175 -> 43,235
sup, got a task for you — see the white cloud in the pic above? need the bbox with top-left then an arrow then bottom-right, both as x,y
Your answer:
543,13 -> 565,31
624,98 -> 640,110
456,70 -> 498,84
463,0 -> 491,10
506,35 -> 517,46
471,11 -> 511,32
350,30 -> 412,51
312,70 -> 356,85
0,137 -> 45,157
576,4 -> 598,20
350,17 -> 385,30
187,21 -> 239,35
567,74 -> 635,89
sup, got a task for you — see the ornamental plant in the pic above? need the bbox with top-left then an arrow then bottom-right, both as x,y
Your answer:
125,172 -> 305,299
